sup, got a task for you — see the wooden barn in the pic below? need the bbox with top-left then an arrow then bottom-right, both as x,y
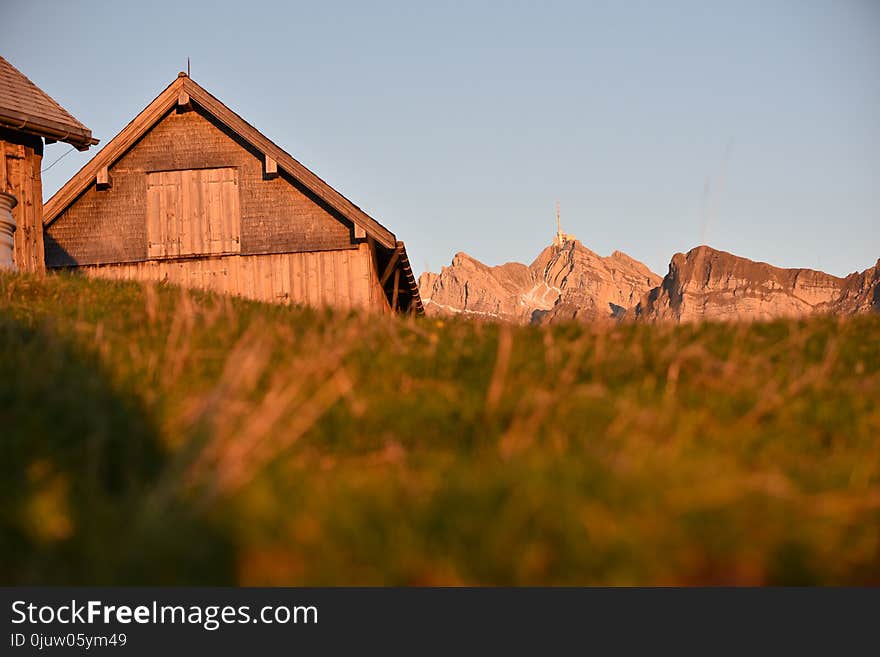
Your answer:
43,72 -> 422,315
0,55 -> 97,271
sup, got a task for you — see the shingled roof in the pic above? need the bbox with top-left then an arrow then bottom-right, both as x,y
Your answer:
0,55 -> 98,150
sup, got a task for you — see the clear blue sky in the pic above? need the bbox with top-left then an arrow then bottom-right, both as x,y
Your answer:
3,0 -> 878,277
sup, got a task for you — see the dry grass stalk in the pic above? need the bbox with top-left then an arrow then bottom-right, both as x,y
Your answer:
183,321 -> 360,501
485,325 -> 513,412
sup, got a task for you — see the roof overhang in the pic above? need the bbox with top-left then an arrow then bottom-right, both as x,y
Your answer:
0,110 -> 98,151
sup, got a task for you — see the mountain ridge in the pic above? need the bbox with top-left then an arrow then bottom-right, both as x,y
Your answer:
419,241 -> 880,323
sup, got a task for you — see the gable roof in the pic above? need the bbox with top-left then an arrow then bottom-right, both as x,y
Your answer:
43,73 -> 397,248
0,55 -> 98,150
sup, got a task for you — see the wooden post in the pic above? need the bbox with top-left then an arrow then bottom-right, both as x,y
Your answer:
0,141 -> 6,193
380,246 -> 402,286
391,267 -> 400,312
5,134 -> 46,273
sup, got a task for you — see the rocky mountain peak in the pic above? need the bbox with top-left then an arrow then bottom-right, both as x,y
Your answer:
419,239 -> 661,324
636,245 -> 874,322
419,237 -> 878,324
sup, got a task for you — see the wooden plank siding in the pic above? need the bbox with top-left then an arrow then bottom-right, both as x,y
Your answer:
1,130 -> 44,273
73,242 -> 390,312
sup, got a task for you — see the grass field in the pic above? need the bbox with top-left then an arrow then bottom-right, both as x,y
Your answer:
1,272 -> 878,585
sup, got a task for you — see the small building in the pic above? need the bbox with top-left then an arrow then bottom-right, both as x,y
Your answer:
43,72 -> 422,315
0,55 -> 97,271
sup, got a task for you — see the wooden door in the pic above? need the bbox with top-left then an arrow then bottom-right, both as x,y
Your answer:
146,167 -> 240,258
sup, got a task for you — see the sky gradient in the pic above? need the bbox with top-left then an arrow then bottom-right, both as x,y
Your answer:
3,0 -> 878,277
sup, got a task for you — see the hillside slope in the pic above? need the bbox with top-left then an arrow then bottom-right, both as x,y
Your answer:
2,272 -> 879,585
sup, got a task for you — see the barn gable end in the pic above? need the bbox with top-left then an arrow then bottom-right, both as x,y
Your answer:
46,107 -> 358,267
42,73 -> 423,315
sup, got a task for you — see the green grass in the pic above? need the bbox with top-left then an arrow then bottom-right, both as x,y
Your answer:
1,271 -> 879,585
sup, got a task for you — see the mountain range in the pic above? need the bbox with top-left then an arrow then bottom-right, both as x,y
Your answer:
418,238 -> 880,323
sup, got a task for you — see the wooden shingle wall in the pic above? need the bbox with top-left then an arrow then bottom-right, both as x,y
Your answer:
45,108 -> 356,267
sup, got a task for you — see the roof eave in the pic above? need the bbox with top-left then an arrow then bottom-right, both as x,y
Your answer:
396,241 -> 424,315
0,110 -> 98,150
